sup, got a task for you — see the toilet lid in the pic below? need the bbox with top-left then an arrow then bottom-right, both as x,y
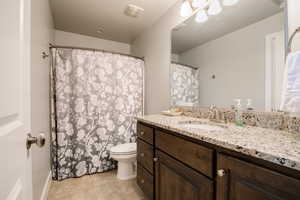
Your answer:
110,143 -> 136,155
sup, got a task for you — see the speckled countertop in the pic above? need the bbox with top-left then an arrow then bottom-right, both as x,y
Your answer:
136,114 -> 300,171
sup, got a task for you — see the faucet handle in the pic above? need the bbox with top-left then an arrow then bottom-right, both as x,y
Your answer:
209,105 -> 216,110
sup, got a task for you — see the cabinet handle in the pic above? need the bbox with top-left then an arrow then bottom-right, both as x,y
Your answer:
141,179 -> 145,184
140,131 -> 145,136
140,153 -> 145,157
217,169 -> 226,177
153,157 -> 158,162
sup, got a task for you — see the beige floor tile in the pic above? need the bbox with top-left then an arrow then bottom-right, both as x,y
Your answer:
48,170 -> 145,200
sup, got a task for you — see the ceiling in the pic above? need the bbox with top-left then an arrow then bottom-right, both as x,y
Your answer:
50,0 -> 178,44
172,0 -> 284,54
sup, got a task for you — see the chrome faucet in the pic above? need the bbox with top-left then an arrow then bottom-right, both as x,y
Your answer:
209,105 -> 228,123
209,105 -> 220,122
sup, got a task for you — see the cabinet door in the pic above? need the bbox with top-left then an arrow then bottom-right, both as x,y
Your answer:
155,150 -> 213,200
217,153 -> 300,200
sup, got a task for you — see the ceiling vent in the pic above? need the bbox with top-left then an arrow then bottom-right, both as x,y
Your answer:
124,4 -> 145,18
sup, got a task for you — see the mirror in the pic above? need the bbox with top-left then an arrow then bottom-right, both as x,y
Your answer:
171,0 -> 287,111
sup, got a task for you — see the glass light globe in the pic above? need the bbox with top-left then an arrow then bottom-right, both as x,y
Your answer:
223,0 -> 239,6
180,1 -> 193,17
195,9 -> 208,23
192,0 -> 209,9
207,0 -> 222,16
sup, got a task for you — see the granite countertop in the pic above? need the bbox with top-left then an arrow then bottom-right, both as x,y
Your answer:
136,114 -> 300,171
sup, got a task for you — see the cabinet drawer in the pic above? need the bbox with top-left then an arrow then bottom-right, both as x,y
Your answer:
137,123 -> 154,145
137,164 -> 154,200
137,139 -> 154,174
156,130 -> 214,178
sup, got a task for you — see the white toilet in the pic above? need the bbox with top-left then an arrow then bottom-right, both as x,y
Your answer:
110,143 -> 137,180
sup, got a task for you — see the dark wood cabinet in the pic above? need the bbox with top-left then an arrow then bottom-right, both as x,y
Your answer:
137,123 -> 155,200
137,139 -> 154,174
137,164 -> 154,199
156,130 -> 214,178
155,150 -> 213,200
137,123 -> 154,144
217,153 -> 300,200
137,121 -> 300,200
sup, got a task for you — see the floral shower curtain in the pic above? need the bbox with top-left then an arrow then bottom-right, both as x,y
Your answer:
170,63 -> 200,106
50,48 -> 144,180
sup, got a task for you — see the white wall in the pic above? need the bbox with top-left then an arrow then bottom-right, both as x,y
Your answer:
288,0 -> 300,52
31,0 -> 54,199
54,30 -> 131,54
178,13 -> 284,110
131,1 -> 185,114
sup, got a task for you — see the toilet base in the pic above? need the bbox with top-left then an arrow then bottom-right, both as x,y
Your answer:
117,161 -> 136,180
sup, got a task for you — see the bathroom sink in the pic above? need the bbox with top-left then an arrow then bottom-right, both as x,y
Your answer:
178,121 -> 226,132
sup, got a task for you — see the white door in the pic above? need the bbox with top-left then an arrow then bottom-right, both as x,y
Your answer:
265,31 -> 285,111
0,0 -> 32,200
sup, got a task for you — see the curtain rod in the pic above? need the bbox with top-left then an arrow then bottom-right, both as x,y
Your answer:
49,43 -> 144,60
171,61 -> 198,70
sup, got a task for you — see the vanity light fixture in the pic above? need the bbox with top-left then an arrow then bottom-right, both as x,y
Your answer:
180,0 -> 239,23
207,0 -> 222,16
180,0 -> 193,17
223,0 -> 240,6
195,9 -> 208,23
192,0 -> 209,9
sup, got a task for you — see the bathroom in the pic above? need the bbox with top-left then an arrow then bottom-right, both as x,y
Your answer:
1,0 -> 300,200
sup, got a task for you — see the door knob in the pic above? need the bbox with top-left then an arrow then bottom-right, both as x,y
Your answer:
26,133 -> 46,150
140,131 -> 145,136
217,169 -> 226,177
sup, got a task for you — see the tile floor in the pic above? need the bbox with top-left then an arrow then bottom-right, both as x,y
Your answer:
48,170 -> 145,200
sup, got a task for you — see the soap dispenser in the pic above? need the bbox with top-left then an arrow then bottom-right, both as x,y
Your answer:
246,99 -> 253,110
234,99 -> 244,126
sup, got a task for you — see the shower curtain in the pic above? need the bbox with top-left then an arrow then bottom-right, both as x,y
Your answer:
50,48 -> 144,180
170,63 -> 200,106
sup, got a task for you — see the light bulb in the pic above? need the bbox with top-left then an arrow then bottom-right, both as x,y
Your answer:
195,9 -> 208,23
192,0 -> 209,9
207,0 -> 222,16
180,1 -> 193,17
223,0 -> 239,6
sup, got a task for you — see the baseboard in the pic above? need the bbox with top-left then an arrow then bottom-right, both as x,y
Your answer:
40,171 -> 52,200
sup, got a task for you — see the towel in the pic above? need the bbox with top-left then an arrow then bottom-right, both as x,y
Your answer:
280,51 -> 300,112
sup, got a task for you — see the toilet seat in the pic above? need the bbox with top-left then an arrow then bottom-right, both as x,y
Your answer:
110,143 -> 136,155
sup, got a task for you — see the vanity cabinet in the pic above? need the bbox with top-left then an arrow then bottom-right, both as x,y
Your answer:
137,121 -> 300,200
217,154 -> 300,200
137,123 -> 155,199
